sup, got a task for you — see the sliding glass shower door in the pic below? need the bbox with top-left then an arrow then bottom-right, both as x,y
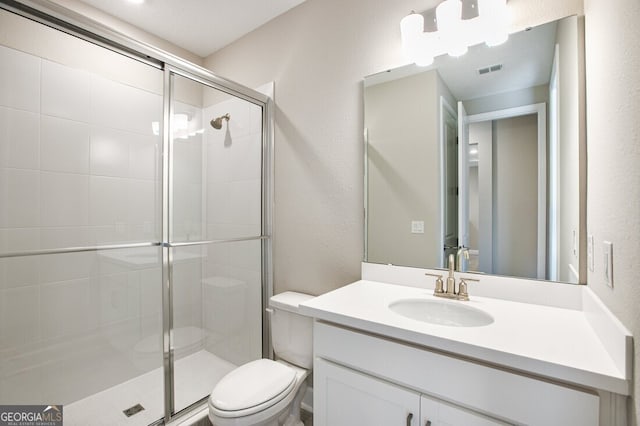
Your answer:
167,72 -> 265,413
0,4 -> 272,425
0,8 -> 166,425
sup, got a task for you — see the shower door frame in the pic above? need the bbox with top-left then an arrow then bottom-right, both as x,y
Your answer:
0,1 -> 275,423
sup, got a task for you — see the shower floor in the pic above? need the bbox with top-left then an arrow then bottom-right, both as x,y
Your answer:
64,350 -> 236,426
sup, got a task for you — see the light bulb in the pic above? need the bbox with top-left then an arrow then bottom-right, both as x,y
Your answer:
400,13 -> 424,41
413,33 -> 435,67
400,13 -> 435,66
436,0 -> 467,57
436,0 -> 461,32
478,0 -> 509,47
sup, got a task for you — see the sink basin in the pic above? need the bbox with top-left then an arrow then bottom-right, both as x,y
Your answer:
388,298 -> 494,327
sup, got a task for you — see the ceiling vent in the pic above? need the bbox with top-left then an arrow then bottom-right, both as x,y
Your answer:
477,64 -> 503,75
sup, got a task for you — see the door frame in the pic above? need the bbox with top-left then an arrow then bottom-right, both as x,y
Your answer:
466,103 -> 547,279
439,96 -> 458,268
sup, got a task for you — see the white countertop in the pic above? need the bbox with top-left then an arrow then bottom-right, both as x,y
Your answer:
299,280 -> 630,395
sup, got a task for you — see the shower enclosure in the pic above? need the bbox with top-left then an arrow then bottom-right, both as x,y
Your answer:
0,2 -> 273,424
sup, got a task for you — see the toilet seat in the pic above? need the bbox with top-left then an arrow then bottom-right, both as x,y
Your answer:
210,359 -> 297,418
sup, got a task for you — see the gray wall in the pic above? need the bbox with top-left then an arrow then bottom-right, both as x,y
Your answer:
463,84 -> 549,116
555,15 -> 582,283
203,0 -> 583,296
365,71 -> 441,268
469,121 -> 493,273
493,115 -> 539,278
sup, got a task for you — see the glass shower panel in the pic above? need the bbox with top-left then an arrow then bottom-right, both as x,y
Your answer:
170,72 -> 264,412
0,9 -> 164,426
171,240 -> 263,412
0,246 -> 164,424
170,73 -> 263,243
0,13 -> 163,256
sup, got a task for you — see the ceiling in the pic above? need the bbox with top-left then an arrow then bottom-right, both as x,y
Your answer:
76,0 -> 307,57
365,19 -> 558,102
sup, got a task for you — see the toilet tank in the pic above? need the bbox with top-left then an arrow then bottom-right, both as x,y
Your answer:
269,292 -> 314,369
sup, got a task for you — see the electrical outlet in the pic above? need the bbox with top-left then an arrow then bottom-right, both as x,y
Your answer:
587,234 -> 594,272
603,241 -> 613,288
411,221 -> 424,234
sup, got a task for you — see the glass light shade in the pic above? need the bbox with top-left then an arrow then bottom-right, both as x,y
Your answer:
435,0 -> 461,32
436,0 -> 467,57
173,113 -> 189,131
413,32 -> 435,67
400,13 -> 424,41
478,0 -> 509,46
401,13 -> 432,65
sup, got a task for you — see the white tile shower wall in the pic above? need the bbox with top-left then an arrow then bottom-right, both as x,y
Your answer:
0,49 -> 163,254
203,98 -> 262,240
0,41 -> 164,405
171,101 -> 204,243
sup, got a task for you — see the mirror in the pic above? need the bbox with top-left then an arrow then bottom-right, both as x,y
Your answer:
364,15 -> 585,284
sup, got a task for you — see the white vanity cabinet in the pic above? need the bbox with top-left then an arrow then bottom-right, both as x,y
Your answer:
313,321 -> 601,426
316,357 -> 506,426
420,395 -> 509,426
315,358 -> 420,426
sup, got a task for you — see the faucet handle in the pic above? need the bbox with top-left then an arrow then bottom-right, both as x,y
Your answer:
457,277 -> 480,300
425,273 -> 444,294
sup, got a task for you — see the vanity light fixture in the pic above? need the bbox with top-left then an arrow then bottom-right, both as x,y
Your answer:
400,12 -> 435,66
436,0 -> 467,57
400,0 -> 509,66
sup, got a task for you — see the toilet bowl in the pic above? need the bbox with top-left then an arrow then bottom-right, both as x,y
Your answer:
208,292 -> 314,426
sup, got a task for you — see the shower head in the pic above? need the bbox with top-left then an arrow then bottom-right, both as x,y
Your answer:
210,113 -> 230,129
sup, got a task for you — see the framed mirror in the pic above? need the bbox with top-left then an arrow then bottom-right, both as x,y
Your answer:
363,15 -> 585,284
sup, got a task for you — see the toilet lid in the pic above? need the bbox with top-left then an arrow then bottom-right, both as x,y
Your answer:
210,359 -> 297,413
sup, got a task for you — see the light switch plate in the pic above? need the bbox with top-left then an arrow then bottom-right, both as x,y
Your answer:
603,241 -> 613,288
587,234 -> 594,272
411,221 -> 424,234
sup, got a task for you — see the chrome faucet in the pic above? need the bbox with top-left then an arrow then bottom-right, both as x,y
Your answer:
425,253 -> 479,301
456,246 -> 469,272
446,253 -> 456,295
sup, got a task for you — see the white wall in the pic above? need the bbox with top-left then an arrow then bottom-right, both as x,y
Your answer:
45,0 -> 203,65
204,0 -> 583,295
584,0 -> 640,422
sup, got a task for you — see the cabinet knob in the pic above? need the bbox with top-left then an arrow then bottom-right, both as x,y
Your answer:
406,412 -> 413,426
426,421 -> 432,426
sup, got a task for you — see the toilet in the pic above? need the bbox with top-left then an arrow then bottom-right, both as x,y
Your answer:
208,292 -> 314,426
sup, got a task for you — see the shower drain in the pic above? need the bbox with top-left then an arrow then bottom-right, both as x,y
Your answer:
123,404 -> 145,417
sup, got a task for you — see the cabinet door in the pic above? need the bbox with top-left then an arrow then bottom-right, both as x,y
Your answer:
315,358 -> 420,426
421,394 -> 511,426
